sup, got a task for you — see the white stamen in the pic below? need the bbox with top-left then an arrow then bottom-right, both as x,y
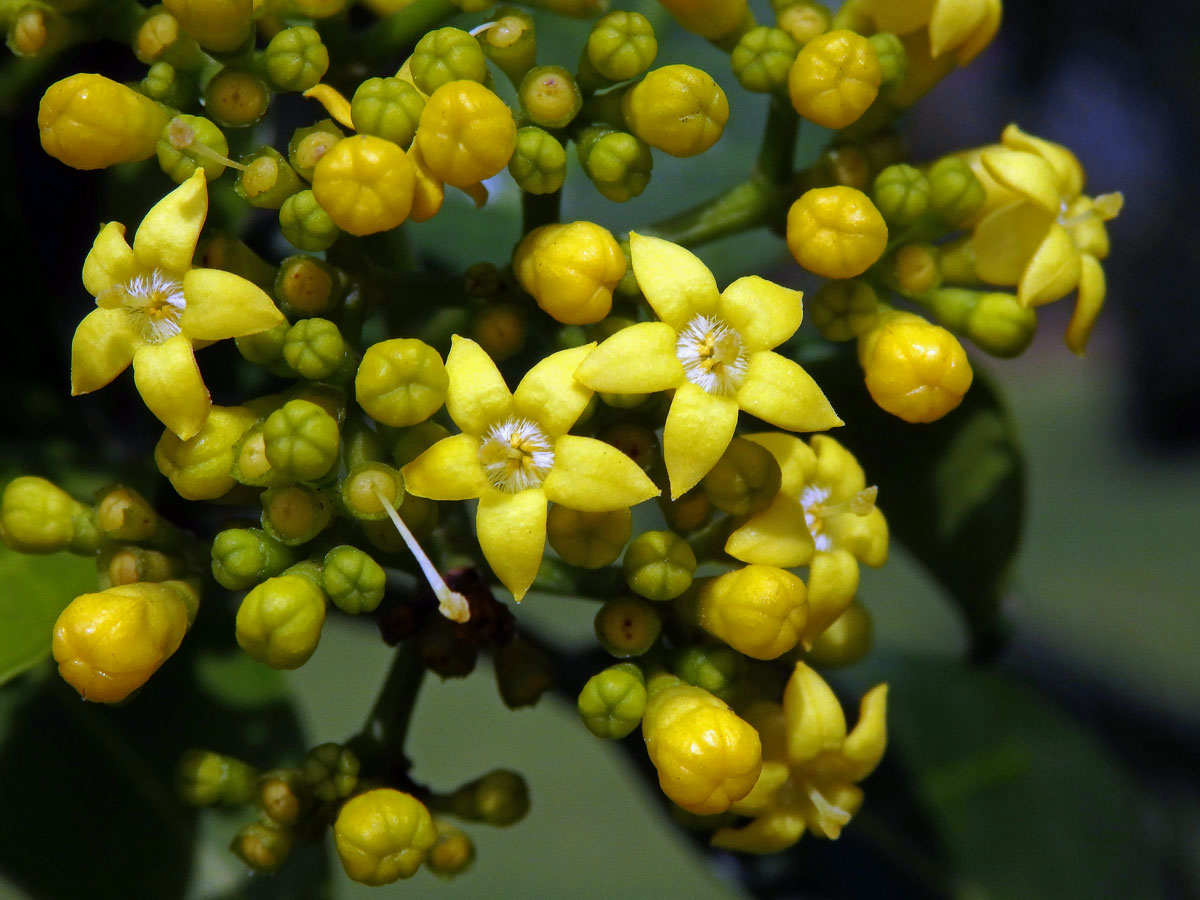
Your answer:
119,269 -> 186,343
805,782 -> 852,838
674,314 -> 747,396
373,487 -> 470,623
478,417 -> 554,493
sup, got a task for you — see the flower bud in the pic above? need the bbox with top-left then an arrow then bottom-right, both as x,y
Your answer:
391,421 -> 452,467
204,68 -> 270,128
334,788 -> 436,884
514,221 -> 626,324
288,119 -> 344,181
479,11 -> 537,86
321,545 -> 386,614
0,476 -> 97,554
176,748 -> 258,806
672,644 -> 745,702
787,186 -> 888,279
236,147 -> 303,209
804,599 -> 872,668
231,821 -> 292,873
274,255 -> 340,318
576,127 -> 653,203
416,81 -> 516,189
351,77 -> 425,150
53,581 -> 193,702
494,636 -> 555,708
312,135 -> 416,237
658,488 -> 712,533
103,546 -> 182,586
872,163 -> 931,227
211,527 -> 296,590
448,769 -> 530,826
546,505 -> 631,568
154,405 -> 258,500
657,0 -> 749,41
702,437 -> 782,516
263,399 -> 341,482
302,742 -> 360,802
585,10 -> 657,83
623,530 -> 696,601
38,73 -> 168,170
256,768 -> 310,826
282,317 -> 350,382
788,29 -> 881,129
341,462 -> 404,521
235,573 -> 327,669
90,485 -> 155,543
157,114 -> 229,183
508,126 -> 567,195
868,31 -> 908,87
689,564 -> 808,660
775,0 -> 830,45
355,338 -> 448,427
594,595 -> 661,658
623,64 -> 728,158
264,25 -> 329,92
140,62 -> 197,109
412,27 -> 490,94
133,10 -> 198,68
857,311 -> 974,423
261,484 -> 335,545
427,821 -> 475,878
162,0 -> 251,52
808,279 -> 880,340
518,66 -> 582,130
891,243 -> 941,294
731,26 -> 799,93
577,662 -> 647,739
927,155 -> 985,225
919,288 -> 1036,358
280,190 -> 339,251
471,302 -> 526,361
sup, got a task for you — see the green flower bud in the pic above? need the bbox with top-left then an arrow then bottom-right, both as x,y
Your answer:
577,126 -> 653,203
260,484 -> 335,546
658,488 -> 712,533
334,788 -> 435,885
280,189 -> 339,252
282,317 -> 350,382
891,243 -> 942,294
256,768 -> 310,826
157,114 -> 228,182
577,662 -> 647,739
774,0 -> 830,45
204,67 -> 269,128
392,422 -> 452,468
103,546 -> 183,586
702,437 -> 782,517
448,770 -> 529,826
230,423 -> 291,487
427,821 -> 475,878
236,573 -> 327,669
546,505 -> 630,569
302,741 -> 360,802
288,119 -> 344,181
0,476 -> 97,554
231,821 -> 293,873
321,545 -> 386,614
355,338 -> 448,428
478,11 -> 537,86
263,25 -> 329,92
518,66 -> 582,130
623,530 -> 696,601
411,27 -> 489,94
341,462 -> 403,521
236,146 -> 303,209
808,279 -> 880,341
507,126 -> 566,195
140,61 -> 196,109
868,31 -> 907,88
920,288 -> 1036,358
274,254 -> 341,317
494,637 -> 555,708
176,748 -> 258,806
342,418 -> 387,470
419,616 -> 477,678
928,155 -> 985,225
211,527 -> 296,590
872,163 -> 931,227
730,26 -> 798,94
672,645 -> 745,702
133,7 -> 201,68
804,599 -> 872,668
263,399 -> 341,483
351,76 -> 425,150
236,321 -> 289,370
594,595 -> 661,658
585,10 -> 657,84
93,484 -> 158,542
155,406 -> 259,500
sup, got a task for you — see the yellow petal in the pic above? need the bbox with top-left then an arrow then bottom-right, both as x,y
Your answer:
542,435 -> 659,512
711,808 -> 806,854
717,276 -> 803,352
629,232 -> 720,330
810,434 -> 866,501
979,148 -> 1062,214
744,432 -> 816,496
1001,123 -> 1083,198
82,222 -> 138,298
1065,254 -> 1106,356
729,758 -> 792,816
929,0 -> 986,58
476,487 -> 547,601
1063,196 -> 1111,259
663,383 -> 739,498
401,433 -> 488,500
71,307 -> 137,394
859,0 -> 934,35
444,336 -> 513,436
969,202 -> 1053,285
825,507 -> 889,567
574,322 -> 684,394
724,495 -> 815,568
181,268 -> 285,340
132,169 -> 208,275
782,661 -> 847,765
132,334 -> 210,439
303,84 -> 355,130
737,351 -> 842,432
803,549 -> 859,649
1017,223 -> 1081,307
838,683 -> 888,782
513,343 -> 596,438
954,0 -> 1001,64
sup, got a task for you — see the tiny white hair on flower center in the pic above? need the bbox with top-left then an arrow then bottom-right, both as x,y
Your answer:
478,417 -> 555,493
800,484 -> 833,552
675,314 -> 747,396
121,269 -> 186,343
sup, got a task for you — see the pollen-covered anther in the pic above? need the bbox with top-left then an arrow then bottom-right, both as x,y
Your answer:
800,484 -> 877,552
478,417 -> 555,493
675,314 -> 748,396
113,269 -> 187,343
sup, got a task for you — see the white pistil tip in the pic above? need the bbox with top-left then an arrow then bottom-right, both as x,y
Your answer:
373,487 -> 470,623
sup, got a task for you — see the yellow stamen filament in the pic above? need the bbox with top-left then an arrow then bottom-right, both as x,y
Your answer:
373,487 -> 470,623
804,782 -> 852,838
167,117 -> 246,171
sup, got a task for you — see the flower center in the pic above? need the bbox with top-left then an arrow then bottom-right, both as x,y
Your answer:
478,417 -> 555,493
675,314 -> 747,396
800,484 -> 878,552
119,269 -> 186,343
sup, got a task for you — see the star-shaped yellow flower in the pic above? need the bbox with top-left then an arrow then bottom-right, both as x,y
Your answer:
575,233 -> 842,499
401,337 -> 659,600
71,170 -> 285,439
724,434 -> 888,647
711,661 -> 887,854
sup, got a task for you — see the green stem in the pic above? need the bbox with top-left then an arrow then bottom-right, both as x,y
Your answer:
359,0 -> 458,63
755,94 -> 799,186
637,177 -> 776,249
521,189 -> 562,236
348,639 -> 426,775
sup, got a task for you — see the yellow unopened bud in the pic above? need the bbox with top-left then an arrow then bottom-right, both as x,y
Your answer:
787,186 -> 888,279
311,135 -> 415,236
788,29 -> 881,129
163,0 -> 252,52
427,821 -> 474,878
355,338 -> 448,427
416,81 -> 516,189
858,312 -> 973,423
1,476 -> 95,554
623,65 -> 729,158
657,0 -> 749,41
513,221 -> 626,325
38,74 -> 169,170
691,564 -> 808,660
154,405 -> 259,500
335,789 -> 437,885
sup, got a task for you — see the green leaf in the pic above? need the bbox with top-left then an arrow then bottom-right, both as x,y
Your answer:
0,546 -> 96,685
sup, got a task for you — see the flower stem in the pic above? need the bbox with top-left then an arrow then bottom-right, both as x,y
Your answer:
521,189 -> 562,236
349,638 -> 426,775
637,177 -> 776,249
755,94 -> 800,186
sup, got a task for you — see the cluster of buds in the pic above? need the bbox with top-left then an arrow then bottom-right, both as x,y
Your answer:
2,0 -> 1122,885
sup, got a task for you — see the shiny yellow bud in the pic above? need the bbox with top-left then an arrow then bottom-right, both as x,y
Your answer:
623,65 -> 729,158
787,29 -> 881,129
154,405 -> 259,500
858,312 -> 973,423
311,135 -> 415,236
38,74 -> 169,170
513,221 -> 626,325
657,0 -> 749,41
355,338 -> 448,427
787,186 -> 888,279
0,476 -> 95,554
416,81 -> 516,189
692,564 -> 808,660
162,0 -> 252,52
334,788 -> 437,884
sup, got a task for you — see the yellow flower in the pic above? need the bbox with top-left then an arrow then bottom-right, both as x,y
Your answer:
725,434 -> 888,647
711,662 -> 887,853
576,233 -> 841,498
71,170 -> 285,439
401,337 -> 659,600
859,0 -> 1002,65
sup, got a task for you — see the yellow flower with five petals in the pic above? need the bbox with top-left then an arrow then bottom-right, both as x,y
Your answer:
401,337 -> 659,600
71,170 -> 285,439
575,233 -> 842,499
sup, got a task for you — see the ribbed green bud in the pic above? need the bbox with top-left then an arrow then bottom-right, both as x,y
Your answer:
494,637 -> 555,708
577,126 -> 653,202
236,146 -> 303,210
205,67 -> 270,128
583,10 -> 657,86
921,288 -> 1037,358
577,662 -> 646,739
411,27 -> 489,94
774,0 -> 830,45
730,26 -> 798,93
157,114 -> 228,183
868,31 -> 907,88
448,770 -> 530,826
546,505 -> 631,568
872,163 -> 931,227
140,61 -> 196,109
263,399 -> 341,482
236,573 -> 327,669
176,748 -> 258,806
594,595 -> 661,658
231,821 -> 293,873
280,189 -> 339,252
518,66 -> 582,129
302,742 -> 360,802
275,254 -> 340,317
341,462 -> 403,521
283,317 -> 351,382
288,119 -> 344,181
236,322 -> 289,370
355,338 -> 448,428
321,545 -> 386,614
702,437 -> 782,516
256,768 -> 310,826
507,126 -> 566,195
672,645 -> 745,702
478,10 -> 536,86
928,156 -> 985,225
263,25 -> 329,92
808,279 -> 880,341
211,527 -> 296,590
351,76 -> 425,150
260,484 -> 335,546
0,476 -> 98,554
804,599 -> 872,668
623,530 -> 696,601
